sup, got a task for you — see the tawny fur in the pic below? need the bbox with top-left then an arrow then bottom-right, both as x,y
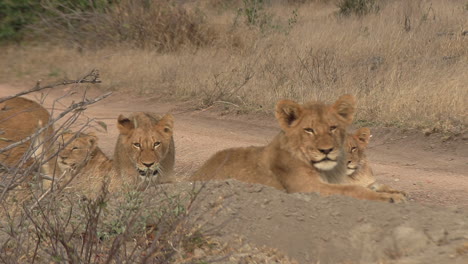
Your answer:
113,112 -> 175,189
191,95 -> 406,203
56,132 -> 112,198
53,112 -> 175,198
0,97 -> 59,182
345,128 -> 405,195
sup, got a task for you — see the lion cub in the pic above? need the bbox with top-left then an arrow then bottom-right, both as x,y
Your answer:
57,132 -> 112,178
191,95 -> 405,203
345,127 -> 405,195
48,132 -> 112,197
51,112 -> 175,197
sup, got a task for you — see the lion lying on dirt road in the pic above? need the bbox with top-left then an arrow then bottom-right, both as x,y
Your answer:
191,95 -> 406,203
0,97 -> 176,202
345,127 -> 405,195
0,97 -> 58,181
53,132 -> 112,197
113,112 -> 175,188
53,112 -> 175,197
57,132 -> 111,175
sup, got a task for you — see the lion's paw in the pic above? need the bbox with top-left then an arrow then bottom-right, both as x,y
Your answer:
370,183 -> 408,197
380,192 -> 407,204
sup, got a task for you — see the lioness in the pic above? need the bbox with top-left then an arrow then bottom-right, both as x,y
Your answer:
113,112 -> 175,187
0,97 -> 57,178
345,127 -> 405,194
191,95 -> 405,203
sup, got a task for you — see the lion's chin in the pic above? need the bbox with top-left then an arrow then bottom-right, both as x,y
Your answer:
137,168 -> 159,178
313,160 -> 338,171
59,162 -> 75,171
346,168 -> 356,176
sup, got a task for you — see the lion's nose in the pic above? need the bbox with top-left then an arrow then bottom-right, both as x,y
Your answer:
142,162 -> 154,168
319,148 -> 333,155
347,160 -> 352,164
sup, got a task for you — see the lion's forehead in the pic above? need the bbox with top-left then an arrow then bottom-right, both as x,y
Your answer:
129,129 -> 165,143
346,140 -> 364,159
346,137 -> 358,149
61,134 -> 92,146
300,110 -> 342,129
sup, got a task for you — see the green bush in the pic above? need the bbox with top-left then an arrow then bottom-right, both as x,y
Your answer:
0,0 -> 39,41
242,0 -> 266,25
0,0 -> 113,42
337,0 -> 379,16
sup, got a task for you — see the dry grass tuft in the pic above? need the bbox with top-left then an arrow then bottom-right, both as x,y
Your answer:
1,0 -> 467,133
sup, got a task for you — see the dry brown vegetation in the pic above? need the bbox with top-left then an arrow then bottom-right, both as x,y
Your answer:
0,0 -> 466,133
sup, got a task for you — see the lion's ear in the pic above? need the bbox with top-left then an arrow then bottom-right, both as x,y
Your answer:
117,114 -> 134,135
275,100 -> 303,130
157,114 -> 174,134
332,94 -> 356,125
86,133 -> 98,146
354,127 -> 371,147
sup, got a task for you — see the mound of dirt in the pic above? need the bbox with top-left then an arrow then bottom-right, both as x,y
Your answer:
147,180 -> 468,264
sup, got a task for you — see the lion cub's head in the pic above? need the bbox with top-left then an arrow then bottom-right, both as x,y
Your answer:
58,132 -> 98,171
116,112 -> 174,181
275,95 -> 356,171
346,127 -> 371,177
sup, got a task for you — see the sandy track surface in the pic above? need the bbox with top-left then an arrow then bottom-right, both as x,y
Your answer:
2,84 -> 465,207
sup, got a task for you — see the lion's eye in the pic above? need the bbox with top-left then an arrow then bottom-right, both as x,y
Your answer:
154,142 -> 161,148
351,147 -> 357,153
71,147 -> 78,151
133,143 -> 141,148
304,128 -> 315,134
330,126 -> 337,132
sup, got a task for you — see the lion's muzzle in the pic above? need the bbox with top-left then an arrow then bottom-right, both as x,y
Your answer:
311,156 -> 338,171
346,161 -> 358,175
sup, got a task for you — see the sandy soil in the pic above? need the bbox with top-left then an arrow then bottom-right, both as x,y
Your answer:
1,84 -> 467,263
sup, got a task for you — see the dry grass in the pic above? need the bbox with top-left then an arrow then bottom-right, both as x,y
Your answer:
0,0 -> 466,133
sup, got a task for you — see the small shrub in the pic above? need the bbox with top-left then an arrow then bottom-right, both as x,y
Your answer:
337,0 -> 379,16
286,0 -> 333,4
31,0 -> 214,51
0,0 -> 39,41
0,0 -> 114,42
242,0 -> 266,25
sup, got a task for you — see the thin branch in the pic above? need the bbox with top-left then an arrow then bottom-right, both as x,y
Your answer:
0,92 -> 111,154
0,69 -> 101,104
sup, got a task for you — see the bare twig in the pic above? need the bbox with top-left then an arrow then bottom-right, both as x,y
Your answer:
0,92 -> 111,154
0,69 -> 101,104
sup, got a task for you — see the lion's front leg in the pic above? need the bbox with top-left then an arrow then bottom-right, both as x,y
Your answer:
316,182 -> 407,203
368,182 -> 407,197
280,168 -> 406,203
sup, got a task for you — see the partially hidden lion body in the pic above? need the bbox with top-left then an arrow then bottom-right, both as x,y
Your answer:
112,112 -> 175,189
56,132 -> 112,197
191,95 -> 405,203
0,97 -> 58,179
51,112 -> 175,198
345,127 -> 405,195
344,127 -> 375,187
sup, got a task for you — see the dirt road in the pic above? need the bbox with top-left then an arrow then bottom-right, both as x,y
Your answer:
2,83 -> 468,263
2,83 -> 466,207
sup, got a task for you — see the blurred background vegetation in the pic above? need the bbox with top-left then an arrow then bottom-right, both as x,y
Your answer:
0,0 -> 466,133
